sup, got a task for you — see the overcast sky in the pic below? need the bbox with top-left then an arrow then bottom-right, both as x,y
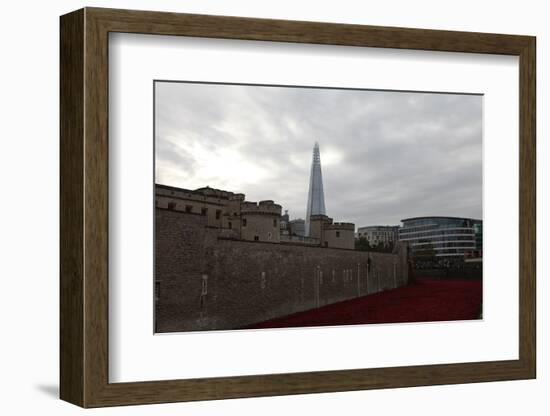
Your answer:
155,81 -> 482,227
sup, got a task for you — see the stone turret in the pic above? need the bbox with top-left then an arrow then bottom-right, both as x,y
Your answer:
323,222 -> 355,249
309,214 -> 332,241
307,215 -> 355,249
241,200 -> 282,243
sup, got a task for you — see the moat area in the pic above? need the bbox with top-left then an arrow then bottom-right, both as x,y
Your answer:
246,278 -> 482,329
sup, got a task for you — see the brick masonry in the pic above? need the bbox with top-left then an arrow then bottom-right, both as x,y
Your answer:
155,208 -> 409,332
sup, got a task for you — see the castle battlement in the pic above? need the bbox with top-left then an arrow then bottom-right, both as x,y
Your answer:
310,214 -> 333,223
229,193 -> 245,201
325,222 -> 355,231
194,186 -> 239,199
241,200 -> 282,216
155,178 -> 354,249
156,184 -> 242,205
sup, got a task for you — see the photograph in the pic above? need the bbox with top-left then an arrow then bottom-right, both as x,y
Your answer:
153,81 -> 483,333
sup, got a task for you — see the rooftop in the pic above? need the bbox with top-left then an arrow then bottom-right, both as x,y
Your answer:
401,216 -> 482,222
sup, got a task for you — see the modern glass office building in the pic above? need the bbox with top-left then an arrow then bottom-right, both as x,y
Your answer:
399,216 -> 482,258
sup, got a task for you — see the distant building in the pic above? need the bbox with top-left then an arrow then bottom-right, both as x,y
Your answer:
289,218 -> 305,236
473,222 -> 483,251
280,210 -> 290,235
357,225 -> 399,247
398,216 -> 482,259
300,142 -> 355,249
305,142 -> 327,236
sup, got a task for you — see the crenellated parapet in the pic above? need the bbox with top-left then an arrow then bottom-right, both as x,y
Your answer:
326,222 -> 355,231
229,193 -> 245,201
156,183 -> 355,249
310,214 -> 332,222
241,200 -> 282,216
157,184 -> 241,206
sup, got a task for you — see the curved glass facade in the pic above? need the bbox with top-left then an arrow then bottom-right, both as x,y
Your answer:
399,216 -> 482,258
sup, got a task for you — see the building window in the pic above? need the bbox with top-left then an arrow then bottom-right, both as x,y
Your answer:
185,205 -> 192,213
324,241 -> 328,247
267,232 -> 272,240
201,207 -> 208,215
273,219 -> 277,227
336,231 -> 340,238
215,210 -> 221,220
167,202 -> 176,210
228,221 -> 232,229
242,218 -> 247,227
254,236 -> 259,241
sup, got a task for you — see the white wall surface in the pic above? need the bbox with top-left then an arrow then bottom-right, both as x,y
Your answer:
0,0 -> 546,414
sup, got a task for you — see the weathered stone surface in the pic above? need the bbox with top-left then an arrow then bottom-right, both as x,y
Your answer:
155,208 -> 408,332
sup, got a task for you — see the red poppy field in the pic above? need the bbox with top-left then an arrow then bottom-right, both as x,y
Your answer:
247,278 -> 482,329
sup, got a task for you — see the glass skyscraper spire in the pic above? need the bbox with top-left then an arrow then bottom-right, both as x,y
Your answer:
305,142 -> 327,236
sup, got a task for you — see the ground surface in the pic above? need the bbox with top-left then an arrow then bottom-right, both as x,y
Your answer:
247,278 -> 482,329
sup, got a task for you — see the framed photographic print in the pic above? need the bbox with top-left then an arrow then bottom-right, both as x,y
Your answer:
60,7 -> 536,408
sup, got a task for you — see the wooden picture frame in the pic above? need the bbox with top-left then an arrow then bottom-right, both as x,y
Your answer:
60,7 -> 536,408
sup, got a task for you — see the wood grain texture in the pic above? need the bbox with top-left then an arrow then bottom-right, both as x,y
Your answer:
83,10 -> 110,406
518,38 -> 536,375
59,8 -> 84,407
59,7 -> 537,408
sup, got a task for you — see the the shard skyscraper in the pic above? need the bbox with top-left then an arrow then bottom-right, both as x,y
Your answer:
305,142 -> 327,236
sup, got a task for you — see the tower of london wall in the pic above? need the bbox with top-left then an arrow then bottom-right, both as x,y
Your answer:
155,208 -> 409,332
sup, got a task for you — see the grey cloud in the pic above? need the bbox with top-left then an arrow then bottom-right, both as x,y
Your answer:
155,81 -> 482,227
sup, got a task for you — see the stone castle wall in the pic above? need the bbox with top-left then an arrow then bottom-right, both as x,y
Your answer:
155,208 -> 409,332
